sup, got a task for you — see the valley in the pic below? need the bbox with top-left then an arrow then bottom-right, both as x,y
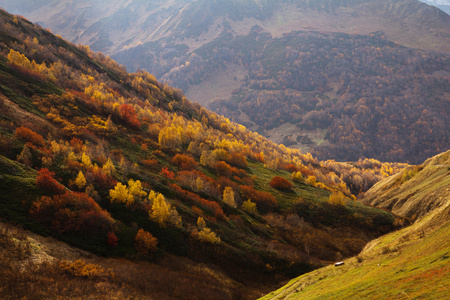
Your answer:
0,2 -> 448,299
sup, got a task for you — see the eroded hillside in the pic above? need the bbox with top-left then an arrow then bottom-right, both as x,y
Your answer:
362,150 -> 450,220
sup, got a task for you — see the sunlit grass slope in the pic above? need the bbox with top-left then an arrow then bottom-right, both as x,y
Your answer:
261,151 -> 450,299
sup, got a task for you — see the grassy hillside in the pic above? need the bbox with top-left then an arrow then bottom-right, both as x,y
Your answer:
261,202 -> 449,299
262,150 -> 450,299
362,150 -> 450,219
0,9 -> 410,298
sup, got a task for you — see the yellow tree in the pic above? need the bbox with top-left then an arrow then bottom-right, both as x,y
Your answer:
223,186 -> 236,208
102,158 -> 116,175
110,182 -> 134,206
328,191 -> 347,206
241,199 -> 257,214
128,179 -> 147,199
147,190 -> 158,204
150,194 -> 170,226
196,217 -> 220,244
75,171 -> 87,190
81,152 -> 93,168
197,217 -> 206,230
17,144 -> 32,167
195,177 -> 204,192
150,194 -> 182,227
306,175 -> 317,186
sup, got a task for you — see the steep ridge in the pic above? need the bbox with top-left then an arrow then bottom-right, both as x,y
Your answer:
0,9 -> 409,298
420,0 -> 450,14
362,150 -> 450,219
262,150 -> 450,299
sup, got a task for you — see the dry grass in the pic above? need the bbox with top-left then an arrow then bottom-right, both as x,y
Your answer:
0,223 -> 264,300
261,199 -> 450,300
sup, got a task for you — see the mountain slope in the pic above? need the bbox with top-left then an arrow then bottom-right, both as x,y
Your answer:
261,150 -> 450,299
0,9 -> 408,298
420,0 -> 450,14
2,0 -> 448,164
362,150 -> 450,220
2,0 -> 449,54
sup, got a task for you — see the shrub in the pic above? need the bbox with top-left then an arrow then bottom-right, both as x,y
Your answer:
306,175 -> 317,186
214,161 -> 233,177
282,163 -> 298,172
107,231 -> 119,247
270,176 -> 293,190
291,171 -> 304,183
197,227 -> 221,244
240,185 -> 277,213
241,199 -> 257,214
15,126 -> 44,147
30,191 -> 114,238
226,152 -> 248,169
328,191 -> 347,206
119,104 -> 141,130
160,167 -> 175,179
171,154 -> 198,170
59,260 -> 112,278
135,228 -> 158,255
36,168 -> 66,194
142,158 -> 159,170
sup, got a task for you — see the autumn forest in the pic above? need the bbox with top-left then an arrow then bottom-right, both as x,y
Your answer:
0,4 -> 448,299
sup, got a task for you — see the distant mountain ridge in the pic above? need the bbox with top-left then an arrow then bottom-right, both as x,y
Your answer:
1,0 -> 449,55
419,0 -> 450,14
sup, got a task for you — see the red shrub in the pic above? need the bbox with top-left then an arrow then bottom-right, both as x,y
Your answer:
107,231 -> 119,247
70,137 -> 83,153
169,183 -> 226,220
161,167 -> 175,179
142,158 -> 159,170
270,176 -> 293,190
7,63 -> 44,82
119,104 -> 141,130
172,153 -> 198,170
135,229 -> 158,255
240,185 -> 277,213
15,126 -> 44,147
30,191 -> 114,238
214,161 -> 233,177
282,163 -> 298,172
217,177 -> 239,192
89,167 -> 117,189
226,152 -> 248,169
298,167 -> 315,177
191,206 -> 204,216
36,168 -> 65,194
